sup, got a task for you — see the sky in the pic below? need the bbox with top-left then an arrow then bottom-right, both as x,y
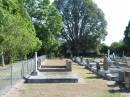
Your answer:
93,0 -> 130,46
50,0 -> 130,46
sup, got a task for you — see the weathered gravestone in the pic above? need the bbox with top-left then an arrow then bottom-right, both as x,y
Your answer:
66,60 -> 72,71
124,70 -> 130,89
80,56 -> 83,65
118,68 -> 130,89
118,70 -> 125,82
103,56 -> 109,70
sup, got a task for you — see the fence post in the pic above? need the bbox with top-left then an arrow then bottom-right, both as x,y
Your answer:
11,64 -> 13,88
30,59 -> 33,73
21,61 -> 23,78
22,61 -> 24,78
1,53 -> 5,67
27,60 -> 29,74
31,52 -> 38,76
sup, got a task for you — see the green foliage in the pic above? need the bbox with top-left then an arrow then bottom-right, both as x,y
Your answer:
111,42 -> 121,51
0,34 -> 4,43
0,0 -> 41,63
101,93 -> 124,97
110,40 -> 126,56
54,0 -> 107,55
124,20 -> 130,55
23,0 -> 63,55
100,43 -> 109,54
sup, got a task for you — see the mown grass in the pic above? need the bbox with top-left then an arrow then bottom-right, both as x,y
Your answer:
101,93 -> 125,97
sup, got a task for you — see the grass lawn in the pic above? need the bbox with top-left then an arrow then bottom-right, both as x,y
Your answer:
3,59 -> 128,97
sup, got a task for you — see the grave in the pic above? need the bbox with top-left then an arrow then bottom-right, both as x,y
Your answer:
26,71 -> 78,83
25,57 -> 78,83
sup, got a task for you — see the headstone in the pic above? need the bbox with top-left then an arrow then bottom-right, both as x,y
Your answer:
124,70 -> 130,84
118,70 -> 125,82
66,60 -> 72,71
123,70 -> 130,89
112,52 -> 116,60
76,57 -> 80,64
123,56 -> 127,63
80,56 -> 83,65
103,56 -> 109,70
86,59 -> 89,65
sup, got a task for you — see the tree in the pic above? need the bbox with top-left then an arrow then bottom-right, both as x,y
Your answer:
0,0 -> 41,63
110,40 -> 126,56
23,0 -> 63,55
124,20 -> 130,55
54,0 -> 107,55
99,43 -> 109,55
0,35 -> 4,44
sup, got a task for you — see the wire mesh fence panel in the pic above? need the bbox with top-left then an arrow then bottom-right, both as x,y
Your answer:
0,66 -> 11,96
23,60 -> 28,77
0,55 -> 46,96
12,62 -> 22,87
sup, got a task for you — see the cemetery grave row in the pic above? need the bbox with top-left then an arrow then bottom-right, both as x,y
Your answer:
72,55 -> 130,89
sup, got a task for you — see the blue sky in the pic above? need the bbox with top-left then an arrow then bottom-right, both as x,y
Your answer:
50,0 -> 130,46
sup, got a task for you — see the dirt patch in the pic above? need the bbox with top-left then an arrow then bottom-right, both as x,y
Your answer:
3,80 -> 24,97
42,58 -> 69,66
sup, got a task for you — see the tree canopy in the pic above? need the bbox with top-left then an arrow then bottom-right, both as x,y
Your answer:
23,0 -> 63,55
54,0 -> 107,55
110,40 -> 126,56
0,0 -> 41,63
124,20 -> 130,55
99,43 -> 109,55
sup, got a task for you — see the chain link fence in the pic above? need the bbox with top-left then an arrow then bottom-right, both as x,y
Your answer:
0,55 -> 46,96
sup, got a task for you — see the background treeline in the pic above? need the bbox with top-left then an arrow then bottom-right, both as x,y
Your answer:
0,0 -> 41,64
1,0 -> 130,64
23,0 -> 63,57
100,20 -> 130,57
0,0 -> 63,64
23,0 -> 108,58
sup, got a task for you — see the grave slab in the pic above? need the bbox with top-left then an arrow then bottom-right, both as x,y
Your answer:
25,71 -> 78,83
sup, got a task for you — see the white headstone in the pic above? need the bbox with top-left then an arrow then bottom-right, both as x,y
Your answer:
107,49 -> 110,58
112,52 -> 116,60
